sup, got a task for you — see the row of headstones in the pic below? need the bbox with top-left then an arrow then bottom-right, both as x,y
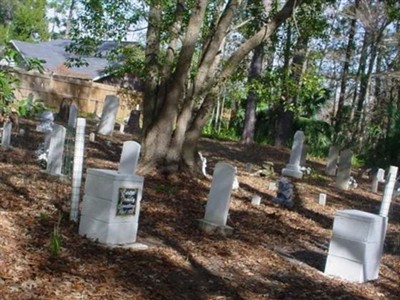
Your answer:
271,130 -> 399,283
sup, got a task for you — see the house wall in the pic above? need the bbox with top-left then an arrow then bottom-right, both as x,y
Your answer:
14,68 -> 142,122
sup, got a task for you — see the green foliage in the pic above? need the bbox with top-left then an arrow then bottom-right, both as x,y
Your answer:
49,214 -> 62,256
295,117 -> 333,157
9,0 -> 49,41
202,124 -> 240,142
0,47 -> 46,116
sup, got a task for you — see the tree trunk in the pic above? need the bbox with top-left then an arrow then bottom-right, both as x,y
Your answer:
242,44 -> 264,144
335,0 -> 359,133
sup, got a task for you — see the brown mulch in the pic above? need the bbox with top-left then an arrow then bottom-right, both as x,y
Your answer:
0,118 -> 399,299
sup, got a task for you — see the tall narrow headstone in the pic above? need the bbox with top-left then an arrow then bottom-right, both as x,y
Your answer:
379,166 -> 398,218
300,144 -> 308,167
97,95 -> 119,136
118,141 -> 141,174
371,168 -> 385,193
1,121 -> 12,147
282,130 -> 305,179
198,162 -> 236,235
70,118 -> 86,222
326,145 -> 339,176
68,103 -> 78,128
46,124 -> 66,175
335,149 -> 353,190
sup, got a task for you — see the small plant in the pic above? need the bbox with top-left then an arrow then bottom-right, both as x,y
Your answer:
38,211 -> 49,222
49,214 -> 62,256
154,184 -> 176,196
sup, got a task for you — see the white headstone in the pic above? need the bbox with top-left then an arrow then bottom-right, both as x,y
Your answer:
203,162 -> 236,226
1,121 -> 12,147
318,193 -> 326,205
97,95 -> 119,136
46,124 -> 66,175
326,145 -> 339,176
119,123 -> 125,133
70,118 -> 86,222
379,166 -> 398,218
371,168 -> 385,193
89,132 -> 95,142
68,103 -> 78,128
325,209 -> 387,283
282,130 -> 305,179
335,149 -> 353,190
251,195 -> 261,206
118,141 -> 141,174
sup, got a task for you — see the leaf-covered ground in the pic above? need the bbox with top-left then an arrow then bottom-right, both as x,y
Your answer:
0,118 -> 399,299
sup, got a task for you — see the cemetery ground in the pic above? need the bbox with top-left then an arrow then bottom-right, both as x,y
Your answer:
0,119 -> 400,300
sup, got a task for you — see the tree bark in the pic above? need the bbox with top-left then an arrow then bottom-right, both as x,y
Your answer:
242,44 -> 264,144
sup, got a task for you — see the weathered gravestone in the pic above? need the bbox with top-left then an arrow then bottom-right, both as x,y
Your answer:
89,132 -> 95,142
1,121 -> 12,147
118,141 -> 141,174
127,109 -> 141,131
371,168 -> 385,193
325,145 -> 339,176
97,95 -> 119,136
272,177 -> 294,208
324,209 -> 387,283
68,103 -> 78,128
282,130 -> 305,179
198,162 -> 236,236
335,149 -> 353,190
379,166 -> 398,218
251,195 -> 261,206
46,124 -> 66,175
300,144 -> 308,167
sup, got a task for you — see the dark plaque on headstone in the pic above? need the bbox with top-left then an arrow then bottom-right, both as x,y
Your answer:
116,187 -> 138,216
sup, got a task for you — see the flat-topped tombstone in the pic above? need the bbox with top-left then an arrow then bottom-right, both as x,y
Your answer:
325,209 -> 387,283
97,95 -> 119,136
326,145 -> 339,176
317,193 -> 326,206
1,121 -> 12,147
199,162 -> 236,235
118,141 -> 141,174
68,103 -> 78,128
335,149 -> 353,190
282,130 -> 304,179
46,124 -> 66,175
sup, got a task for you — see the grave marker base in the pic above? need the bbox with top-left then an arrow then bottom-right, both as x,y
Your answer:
197,219 -> 234,236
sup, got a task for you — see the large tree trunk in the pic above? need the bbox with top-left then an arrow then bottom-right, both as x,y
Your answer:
140,0 -> 305,174
242,44 -> 264,144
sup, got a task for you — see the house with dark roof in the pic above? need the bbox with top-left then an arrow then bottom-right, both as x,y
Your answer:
10,39 -> 143,89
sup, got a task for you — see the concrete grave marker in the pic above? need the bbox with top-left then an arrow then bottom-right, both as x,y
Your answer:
325,209 -> 387,283
46,124 -> 66,175
300,144 -> 308,167
89,132 -> 95,142
325,145 -> 339,176
118,141 -> 141,175
251,195 -> 261,206
70,118 -> 86,221
335,149 -> 353,190
379,166 -> 398,218
68,103 -> 78,128
97,95 -> 119,136
282,130 -> 305,179
1,121 -> 12,147
198,162 -> 236,235
371,168 -> 385,193
317,193 -> 326,206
